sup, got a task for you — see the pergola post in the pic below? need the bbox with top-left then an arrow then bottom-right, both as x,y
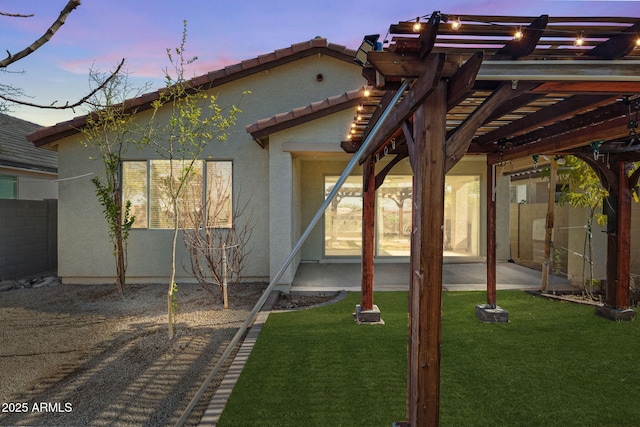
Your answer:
362,156 -> 375,310
476,160 -> 509,322
355,155 -> 383,323
407,79 -> 447,427
486,161 -> 497,307
596,160 -> 636,321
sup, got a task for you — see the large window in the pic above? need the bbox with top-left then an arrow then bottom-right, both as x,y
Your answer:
122,160 -> 232,229
324,174 -> 480,257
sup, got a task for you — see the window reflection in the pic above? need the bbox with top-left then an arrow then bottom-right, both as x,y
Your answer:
324,174 -> 480,258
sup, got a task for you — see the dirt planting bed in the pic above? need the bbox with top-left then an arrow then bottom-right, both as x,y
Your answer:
0,277 -> 274,426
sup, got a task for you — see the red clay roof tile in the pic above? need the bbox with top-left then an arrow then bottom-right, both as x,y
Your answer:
246,89 -> 364,139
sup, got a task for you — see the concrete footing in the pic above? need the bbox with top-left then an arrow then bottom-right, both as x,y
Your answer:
354,304 -> 385,325
595,305 -> 637,321
475,304 -> 509,322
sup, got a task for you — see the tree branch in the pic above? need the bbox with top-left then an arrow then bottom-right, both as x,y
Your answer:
0,11 -> 34,18
0,58 -> 125,111
0,0 -> 81,68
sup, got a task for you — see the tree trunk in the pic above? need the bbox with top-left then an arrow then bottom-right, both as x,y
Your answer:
168,192 -> 179,340
541,159 -> 557,293
114,187 -> 126,296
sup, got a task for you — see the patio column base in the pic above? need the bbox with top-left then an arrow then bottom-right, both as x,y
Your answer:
475,304 -> 509,322
595,305 -> 637,321
354,304 -> 385,325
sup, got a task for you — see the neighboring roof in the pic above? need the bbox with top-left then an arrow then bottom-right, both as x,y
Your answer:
246,89 -> 364,147
27,38 -> 357,147
0,113 -> 57,173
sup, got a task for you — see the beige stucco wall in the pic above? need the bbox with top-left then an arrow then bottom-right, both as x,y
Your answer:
54,53 -> 366,284
267,109 -> 357,284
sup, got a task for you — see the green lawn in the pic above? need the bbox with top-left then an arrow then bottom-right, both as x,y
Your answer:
218,291 -> 640,427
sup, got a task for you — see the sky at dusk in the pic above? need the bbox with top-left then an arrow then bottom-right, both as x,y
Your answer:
2,0 -> 640,126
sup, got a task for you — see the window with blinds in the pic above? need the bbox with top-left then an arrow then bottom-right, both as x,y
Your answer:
122,160 -> 232,229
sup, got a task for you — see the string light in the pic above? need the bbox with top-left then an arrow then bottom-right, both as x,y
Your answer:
401,14 -> 634,51
514,27 -> 523,41
357,104 -> 363,112
363,87 -> 371,97
413,17 -> 421,32
636,36 -> 640,47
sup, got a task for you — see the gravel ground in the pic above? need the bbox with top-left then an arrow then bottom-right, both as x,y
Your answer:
0,277 -> 275,427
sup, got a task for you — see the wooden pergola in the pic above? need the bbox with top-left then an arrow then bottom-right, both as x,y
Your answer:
343,13 -> 640,426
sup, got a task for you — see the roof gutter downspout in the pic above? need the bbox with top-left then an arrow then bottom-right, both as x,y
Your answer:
175,77 -> 414,427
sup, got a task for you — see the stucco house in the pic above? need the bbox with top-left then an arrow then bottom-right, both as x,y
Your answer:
27,37 -> 508,287
1,113 -> 57,200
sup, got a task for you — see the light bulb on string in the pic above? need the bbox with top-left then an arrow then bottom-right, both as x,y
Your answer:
514,27 -> 523,41
451,17 -> 461,30
575,32 -> 585,46
413,17 -> 421,32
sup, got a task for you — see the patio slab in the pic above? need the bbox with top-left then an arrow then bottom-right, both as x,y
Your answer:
290,261 -> 574,293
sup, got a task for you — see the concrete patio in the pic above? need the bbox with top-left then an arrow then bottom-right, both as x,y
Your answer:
290,261 -> 573,293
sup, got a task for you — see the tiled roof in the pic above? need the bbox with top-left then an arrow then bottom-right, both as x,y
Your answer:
0,113 -> 57,172
246,89 -> 364,147
27,38 -> 356,147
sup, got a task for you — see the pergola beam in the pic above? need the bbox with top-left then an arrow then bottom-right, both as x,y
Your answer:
493,14 -> 548,60
488,115 -> 629,163
474,94 -> 616,146
445,82 -> 535,171
477,60 -> 640,82
360,53 -> 446,163
447,52 -> 484,110
587,22 -> 640,59
366,57 -> 640,82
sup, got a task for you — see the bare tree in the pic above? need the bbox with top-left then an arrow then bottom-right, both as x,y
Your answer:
143,22 -> 243,338
182,181 -> 255,309
0,1 -> 123,112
